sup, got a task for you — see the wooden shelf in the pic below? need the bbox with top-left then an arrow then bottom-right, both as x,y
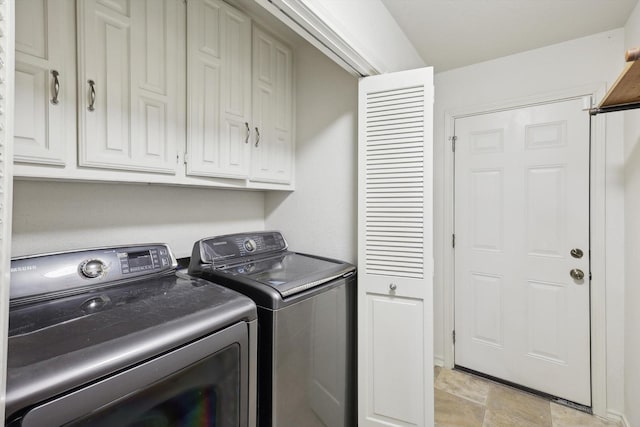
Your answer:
590,47 -> 640,115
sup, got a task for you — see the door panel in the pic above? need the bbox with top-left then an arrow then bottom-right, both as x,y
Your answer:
454,98 -> 591,405
14,0 -> 75,166
250,27 -> 293,184
366,294 -> 423,427
78,0 -> 180,174
186,0 -> 251,178
358,68 -> 434,427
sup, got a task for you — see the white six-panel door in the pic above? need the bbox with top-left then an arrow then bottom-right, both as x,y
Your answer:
454,98 -> 591,406
358,68 -> 434,427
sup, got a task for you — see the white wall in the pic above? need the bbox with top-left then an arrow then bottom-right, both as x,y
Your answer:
624,3 -> 640,426
433,29 -> 626,414
265,42 -> 358,263
300,0 -> 424,73
12,181 -> 265,258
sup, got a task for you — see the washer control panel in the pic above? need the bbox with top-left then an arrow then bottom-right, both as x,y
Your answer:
10,244 -> 177,302
199,231 -> 288,265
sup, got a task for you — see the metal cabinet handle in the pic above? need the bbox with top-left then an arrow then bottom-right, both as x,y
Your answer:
570,248 -> 584,259
255,127 -> 260,147
570,268 -> 585,281
389,283 -> 397,291
51,70 -> 60,104
244,122 -> 250,144
88,80 -> 96,111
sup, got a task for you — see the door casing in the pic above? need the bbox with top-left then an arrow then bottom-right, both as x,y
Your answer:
440,84 -> 608,417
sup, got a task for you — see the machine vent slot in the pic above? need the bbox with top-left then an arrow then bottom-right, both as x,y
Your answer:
364,85 -> 425,279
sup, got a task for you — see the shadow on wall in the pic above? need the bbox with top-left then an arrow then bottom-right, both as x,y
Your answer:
11,180 -> 265,257
264,42 -> 358,262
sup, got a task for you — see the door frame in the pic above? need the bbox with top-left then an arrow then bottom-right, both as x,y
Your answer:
441,84 -> 607,417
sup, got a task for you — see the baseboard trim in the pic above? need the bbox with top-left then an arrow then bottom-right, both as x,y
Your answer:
434,356 -> 444,367
607,410 -> 630,427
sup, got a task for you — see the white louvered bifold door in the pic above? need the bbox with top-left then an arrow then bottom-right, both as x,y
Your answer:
358,68 -> 434,427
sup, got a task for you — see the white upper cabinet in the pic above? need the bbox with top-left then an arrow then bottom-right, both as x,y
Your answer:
186,4 -> 294,185
251,26 -> 293,184
78,0 -> 183,174
13,0 -> 294,190
14,0 -> 76,166
186,0 -> 252,179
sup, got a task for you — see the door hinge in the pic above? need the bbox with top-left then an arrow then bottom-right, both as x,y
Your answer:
452,234 -> 455,248
449,135 -> 457,152
452,330 -> 456,344
589,272 -> 592,281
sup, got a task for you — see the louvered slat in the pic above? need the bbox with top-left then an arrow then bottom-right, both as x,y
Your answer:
364,86 -> 424,279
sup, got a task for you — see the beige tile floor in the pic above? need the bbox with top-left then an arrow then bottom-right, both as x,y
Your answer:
434,367 -> 620,427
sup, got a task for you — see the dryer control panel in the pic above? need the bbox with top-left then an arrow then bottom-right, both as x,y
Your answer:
197,231 -> 288,266
10,244 -> 177,303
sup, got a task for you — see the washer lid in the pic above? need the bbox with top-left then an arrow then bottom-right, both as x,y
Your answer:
228,252 -> 353,297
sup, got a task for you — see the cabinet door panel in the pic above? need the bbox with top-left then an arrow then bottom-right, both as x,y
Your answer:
79,2 -> 131,165
139,0 -> 167,94
202,64 -> 222,164
14,66 -> 47,152
104,17 -> 131,154
14,0 -> 74,166
130,0 -> 179,171
274,46 -> 291,131
251,84 -> 272,177
79,0 -> 180,174
138,97 -> 167,159
200,0 -> 221,57
250,27 -> 293,184
226,121 -> 246,169
186,0 -> 250,179
15,0 -> 46,58
254,34 -> 273,85
224,8 -> 250,117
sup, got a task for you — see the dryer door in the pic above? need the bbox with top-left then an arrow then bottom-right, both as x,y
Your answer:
17,323 -> 250,427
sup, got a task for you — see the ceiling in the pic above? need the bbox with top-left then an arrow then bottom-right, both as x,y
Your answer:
380,0 -> 638,72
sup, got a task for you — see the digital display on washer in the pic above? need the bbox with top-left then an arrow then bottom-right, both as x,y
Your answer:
127,251 -> 154,271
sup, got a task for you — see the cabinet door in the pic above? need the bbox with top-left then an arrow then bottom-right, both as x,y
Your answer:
78,0 -> 182,174
14,0 -> 75,166
186,0 -> 252,178
357,68 -> 434,427
250,26 -> 293,184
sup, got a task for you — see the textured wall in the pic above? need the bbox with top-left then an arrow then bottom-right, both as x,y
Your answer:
624,3 -> 640,426
12,181 -> 265,258
265,42 -> 358,263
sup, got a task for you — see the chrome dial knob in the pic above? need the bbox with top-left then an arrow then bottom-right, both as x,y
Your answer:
244,239 -> 257,252
80,259 -> 106,279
